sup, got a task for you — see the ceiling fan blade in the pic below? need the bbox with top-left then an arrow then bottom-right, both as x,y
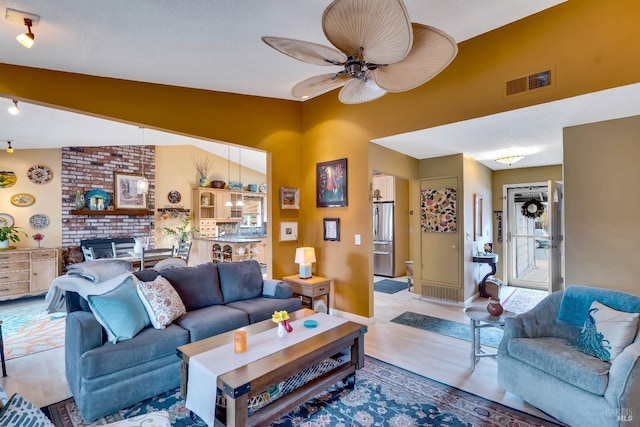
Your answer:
262,36 -> 347,66
323,0 -> 412,65
338,78 -> 387,104
373,23 -> 458,92
292,73 -> 349,99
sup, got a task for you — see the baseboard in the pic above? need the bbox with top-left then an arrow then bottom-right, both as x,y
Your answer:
330,308 -> 375,325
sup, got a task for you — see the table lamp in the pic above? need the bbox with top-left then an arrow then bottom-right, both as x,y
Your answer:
295,247 -> 316,279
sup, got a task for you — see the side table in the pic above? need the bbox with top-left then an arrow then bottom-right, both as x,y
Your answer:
463,306 -> 515,371
283,275 -> 331,314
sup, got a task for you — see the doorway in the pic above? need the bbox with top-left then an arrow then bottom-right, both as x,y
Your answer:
504,182 -> 563,292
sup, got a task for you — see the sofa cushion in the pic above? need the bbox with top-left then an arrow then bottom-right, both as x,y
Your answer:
0,393 -> 54,426
174,305 -> 249,342
568,300 -> 640,362
227,297 -> 303,324
134,269 -> 159,282
82,323 -> 189,379
218,260 -> 263,303
136,275 -> 187,329
88,281 -> 151,344
160,263 -> 223,311
508,336 -> 610,395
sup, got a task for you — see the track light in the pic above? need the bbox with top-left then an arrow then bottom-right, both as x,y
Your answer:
6,141 -> 14,154
16,18 -> 35,48
8,100 -> 19,115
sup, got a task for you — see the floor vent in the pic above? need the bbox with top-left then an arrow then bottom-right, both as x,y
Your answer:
421,283 -> 460,302
505,70 -> 552,96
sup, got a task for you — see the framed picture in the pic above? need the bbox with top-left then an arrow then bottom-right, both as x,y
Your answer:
474,193 -> 483,241
114,172 -> 148,209
316,158 -> 347,208
280,187 -> 300,210
323,218 -> 340,241
279,221 -> 298,241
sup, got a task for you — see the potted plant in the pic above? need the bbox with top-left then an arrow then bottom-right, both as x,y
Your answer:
161,216 -> 199,243
0,225 -> 28,248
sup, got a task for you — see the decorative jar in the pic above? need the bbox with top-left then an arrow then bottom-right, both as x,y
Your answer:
277,322 -> 286,338
75,190 -> 85,209
487,297 -> 504,316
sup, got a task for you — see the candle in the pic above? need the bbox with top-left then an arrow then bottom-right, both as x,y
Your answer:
234,330 -> 247,353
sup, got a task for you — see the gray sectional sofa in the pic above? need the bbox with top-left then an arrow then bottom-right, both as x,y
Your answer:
64,259 -> 302,421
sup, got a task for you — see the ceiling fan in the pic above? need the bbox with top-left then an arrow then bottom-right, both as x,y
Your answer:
262,0 -> 458,104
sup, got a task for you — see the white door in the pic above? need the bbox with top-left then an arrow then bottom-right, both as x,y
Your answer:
548,181 -> 564,293
506,184 -> 551,290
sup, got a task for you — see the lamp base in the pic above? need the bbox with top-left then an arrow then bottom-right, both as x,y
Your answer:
298,264 -> 312,279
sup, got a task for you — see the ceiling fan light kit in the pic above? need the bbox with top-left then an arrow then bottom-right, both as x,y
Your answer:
262,0 -> 458,104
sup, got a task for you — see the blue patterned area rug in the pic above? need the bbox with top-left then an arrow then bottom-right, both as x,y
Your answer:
391,312 -> 504,347
374,279 -> 408,294
43,357 -> 561,426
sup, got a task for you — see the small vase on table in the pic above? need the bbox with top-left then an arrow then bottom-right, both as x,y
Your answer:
277,322 -> 286,338
487,297 -> 504,316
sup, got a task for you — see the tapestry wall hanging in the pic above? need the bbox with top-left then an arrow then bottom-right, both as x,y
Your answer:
421,187 -> 457,232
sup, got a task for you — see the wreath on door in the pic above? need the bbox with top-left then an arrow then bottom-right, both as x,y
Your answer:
521,199 -> 545,219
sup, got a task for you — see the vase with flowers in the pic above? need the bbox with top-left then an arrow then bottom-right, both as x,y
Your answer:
272,310 -> 293,337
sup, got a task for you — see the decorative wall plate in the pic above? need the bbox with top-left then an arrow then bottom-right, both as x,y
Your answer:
10,193 -> 35,207
29,214 -> 50,230
0,171 -> 17,188
167,190 -> 181,204
27,165 -> 53,184
259,182 -> 267,193
0,213 -> 15,227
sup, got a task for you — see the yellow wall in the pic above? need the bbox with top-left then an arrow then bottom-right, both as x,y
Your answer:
1,0 -> 639,315
490,165 -> 563,280
0,149 -> 62,249
564,116 -> 640,294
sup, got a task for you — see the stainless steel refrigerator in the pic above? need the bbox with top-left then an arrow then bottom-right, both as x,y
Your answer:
373,201 -> 394,277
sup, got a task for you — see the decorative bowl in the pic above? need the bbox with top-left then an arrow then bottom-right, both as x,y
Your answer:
211,180 -> 226,189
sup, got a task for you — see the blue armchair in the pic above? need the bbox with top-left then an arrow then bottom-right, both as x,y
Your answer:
498,286 -> 640,427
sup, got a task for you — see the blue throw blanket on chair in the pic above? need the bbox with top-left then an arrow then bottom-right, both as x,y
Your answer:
557,285 -> 640,327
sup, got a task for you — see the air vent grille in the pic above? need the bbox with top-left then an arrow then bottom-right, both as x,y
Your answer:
421,283 -> 460,302
505,70 -> 552,96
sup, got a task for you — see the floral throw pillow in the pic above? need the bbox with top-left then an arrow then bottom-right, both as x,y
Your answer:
568,300 -> 640,362
136,275 -> 186,329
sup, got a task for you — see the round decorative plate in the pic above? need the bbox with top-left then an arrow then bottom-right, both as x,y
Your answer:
10,193 -> 35,207
167,190 -> 181,204
0,213 -> 15,227
29,214 -> 50,230
259,182 -> 267,193
0,171 -> 17,188
84,189 -> 110,210
27,165 -> 53,184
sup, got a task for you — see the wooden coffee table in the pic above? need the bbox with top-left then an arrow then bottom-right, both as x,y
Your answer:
177,309 -> 367,427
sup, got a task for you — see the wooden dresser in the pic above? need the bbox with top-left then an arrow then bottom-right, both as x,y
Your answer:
0,248 -> 59,301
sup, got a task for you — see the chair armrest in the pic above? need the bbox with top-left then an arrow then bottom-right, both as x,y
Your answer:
605,340 -> 640,410
499,291 -> 579,355
65,311 -> 104,396
262,279 -> 293,299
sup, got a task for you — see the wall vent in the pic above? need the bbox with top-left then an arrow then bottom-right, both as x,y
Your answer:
505,70 -> 552,96
421,283 -> 460,302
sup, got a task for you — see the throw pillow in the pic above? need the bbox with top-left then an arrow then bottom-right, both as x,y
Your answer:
568,300 -> 640,362
136,275 -> 186,329
0,393 -> 54,426
88,279 -> 151,344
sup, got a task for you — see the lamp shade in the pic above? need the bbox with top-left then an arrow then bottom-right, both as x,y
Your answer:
295,247 -> 316,279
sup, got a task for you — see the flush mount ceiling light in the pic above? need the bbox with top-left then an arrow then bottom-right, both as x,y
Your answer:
495,155 -> 525,166
6,9 -> 40,49
6,141 -> 14,154
8,100 -> 19,115
262,0 -> 458,104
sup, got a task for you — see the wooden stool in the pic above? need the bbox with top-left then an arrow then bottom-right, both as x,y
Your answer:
0,320 -> 6,377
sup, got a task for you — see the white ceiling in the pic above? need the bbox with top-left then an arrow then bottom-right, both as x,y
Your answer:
3,0 -> 636,172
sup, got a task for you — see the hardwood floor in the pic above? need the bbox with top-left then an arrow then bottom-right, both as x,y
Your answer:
0,282 -> 555,423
